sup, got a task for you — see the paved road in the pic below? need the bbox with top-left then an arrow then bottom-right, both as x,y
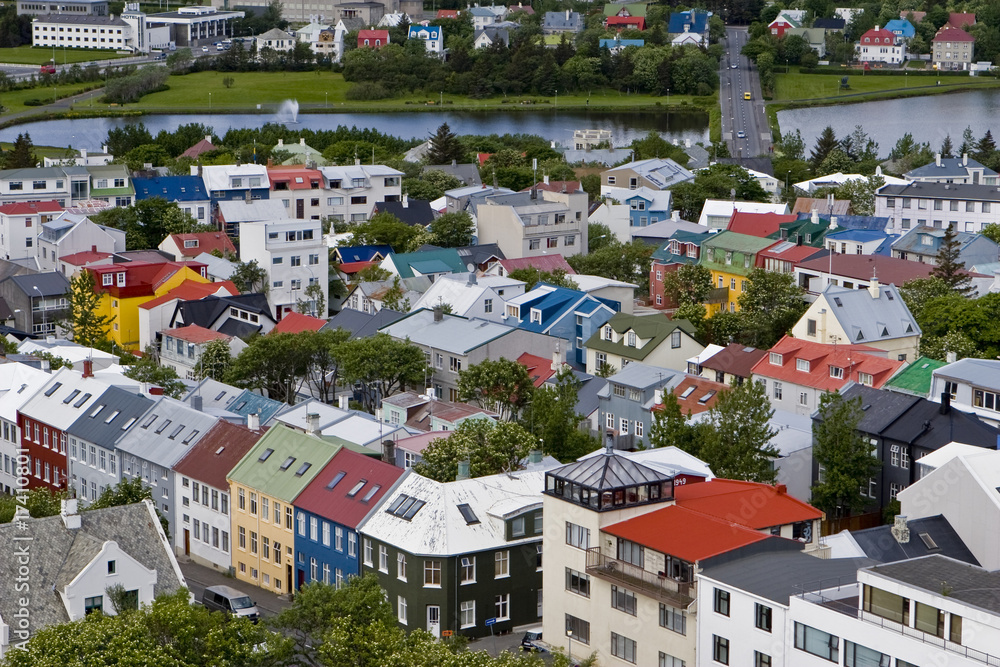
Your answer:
179,557 -> 292,618
719,26 -> 772,158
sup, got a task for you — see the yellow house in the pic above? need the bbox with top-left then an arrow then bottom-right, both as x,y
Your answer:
88,261 -> 210,350
698,231 -> 775,315
227,426 -> 341,595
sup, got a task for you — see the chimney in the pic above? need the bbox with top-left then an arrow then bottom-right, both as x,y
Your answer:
456,459 -> 471,480
277,139 -> 284,147
776,484 -> 787,495
868,278 -> 881,299
654,388 -> 663,405
940,391 -> 951,415
246,412 -> 260,431
338,394 -> 349,410
433,305 -> 444,322
197,164 -> 203,177
306,412 -> 321,434
963,152 -> 969,166
91,245 -> 97,253
382,439 -> 396,464
82,359 -> 93,378
891,515 -> 910,544
61,498 -> 81,529
300,138 -> 306,146
671,210 -> 679,222
528,449 -> 542,464
830,216 -> 838,230
426,386 -> 436,399
467,272 -> 477,285
149,386 -> 164,395
452,159 -> 457,166
811,208 -> 819,224
565,8 -> 569,20
244,190 -> 251,204
551,342 -> 562,371
946,351 -> 957,363
402,194 -> 409,209
192,395 -> 203,411
205,135 -> 212,144
935,153 -> 942,167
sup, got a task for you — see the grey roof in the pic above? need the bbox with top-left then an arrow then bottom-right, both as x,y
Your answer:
182,377 -> 243,412
819,283 -> 921,342
5,271 -> 70,297
116,396 -> 219,467
879,181 -> 1000,202
701,551 -> 875,605
65,386 -> 155,445
456,243 -> 505,267
548,448 -> 674,490
423,163 -> 482,187
475,26 -> 510,44
325,308 -> 406,339
552,370 -> 606,418
631,218 -> 707,243
932,357 -> 1000,389
602,361 -> 680,391
0,501 -> 184,641
563,148 -> 634,166
380,309 -> 527,355
542,10 -> 583,30
850,515 -> 979,565
905,156 -> 996,179
55,531 -> 105,589
866,555 -> 1000,615
33,13 -> 127,24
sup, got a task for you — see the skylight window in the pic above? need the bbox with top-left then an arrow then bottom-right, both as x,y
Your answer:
919,533 -> 939,550
104,410 -> 120,424
43,382 -> 62,397
698,391 -> 716,405
347,479 -> 367,497
679,386 -> 696,399
402,500 -> 425,520
326,471 -> 346,490
361,485 -> 381,503
122,417 -> 137,430
168,425 -> 185,440
63,389 -> 80,404
280,456 -> 296,471
215,447 -> 225,455
833,297 -> 843,307
154,419 -> 172,434
214,391 -> 227,401
90,405 -> 105,418
386,495 -> 407,514
142,413 -> 158,428
258,448 -> 274,463
294,462 -> 312,477
457,503 -> 480,524
182,430 -> 200,445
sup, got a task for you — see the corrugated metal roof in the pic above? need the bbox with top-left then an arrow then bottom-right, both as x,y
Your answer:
173,420 -> 266,489
65,386 -> 154,445
227,425 -> 342,503
295,447 -> 404,528
116,396 -> 219,468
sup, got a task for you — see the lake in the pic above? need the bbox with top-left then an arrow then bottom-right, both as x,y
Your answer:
777,89 -> 1000,152
0,109 -> 710,151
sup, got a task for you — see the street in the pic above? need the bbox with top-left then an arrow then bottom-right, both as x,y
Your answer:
719,26 -> 772,158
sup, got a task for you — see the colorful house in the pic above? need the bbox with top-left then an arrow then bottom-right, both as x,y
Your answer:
358,29 -> 389,48
698,231 -> 775,315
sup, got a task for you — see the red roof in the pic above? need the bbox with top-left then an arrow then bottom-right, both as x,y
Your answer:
509,4 -> 533,13
603,505 -> 771,563
89,261 -> 207,299
167,232 -> 236,258
948,12 -> 975,29
756,240 -> 825,266
162,324 -> 232,344
138,279 -> 238,310
174,420 -> 266,489
518,352 -> 557,387
0,201 -> 63,215
294,447 -> 404,528
497,255 -> 576,275
674,478 -> 823,528
727,211 -> 798,237
751,335 -> 904,392
272,311 -> 326,334
395,431 -> 448,454
700,343 -> 766,379
669,375 -> 728,415
933,25 -> 975,42
358,29 -> 389,45
796,252 -> 982,285
59,249 -> 113,266
181,137 -> 217,160
436,9 -> 459,17
338,260 -> 378,275
606,16 -> 645,29
267,166 -> 323,190
860,28 -> 898,44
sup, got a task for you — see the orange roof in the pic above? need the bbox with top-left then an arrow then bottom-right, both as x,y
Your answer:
751,335 -> 904,392
603,505 -> 770,563
167,232 -> 236,258
669,375 -> 727,415
0,201 -> 63,215
727,211 -> 798,237
674,478 -> 823,528
273,311 -> 326,334
138,280 -> 239,310
518,352 -> 557,387
162,324 -> 231,344
267,166 -> 323,190
436,9 -> 459,17
338,260 -> 377,275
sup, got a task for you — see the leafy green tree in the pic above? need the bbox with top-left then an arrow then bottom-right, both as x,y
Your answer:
416,419 -> 536,481
567,239 -> 654,293
508,267 -> 578,291
920,330 -> 978,361
931,224 -> 975,296
458,358 -> 535,422
426,122 -> 466,164
5,132 -> 36,168
227,332 -> 311,403
940,134 -> 954,158
297,282 -> 326,317
230,259 -> 269,294
338,333 -> 427,413
405,169 -> 463,200
981,223 -> 1000,245
0,487 -> 66,524
67,270 -> 112,347
776,129 -> 806,161
380,276 -> 411,312
669,164 -> 770,221
648,391 -> 709,455
661,264 -> 712,308
194,338 -> 233,381
835,174 -> 884,216
301,328 -> 350,404
429,211 -> 475,247
699,380 -> 779,483
629,131 -> 689,164
737,268 -> 807,348
812,391 -> 880,517
123,347 -> 186,398
526,367 -> 598,462
899,276 -> 953,324
87,477 -> 151,510
348,212 -> 423,252
588,222 -> 613,252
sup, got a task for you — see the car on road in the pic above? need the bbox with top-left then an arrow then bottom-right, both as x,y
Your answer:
520,628 -> 546,652
731,63 -> 738,68
40,65 -> 56,74
737,130 -> 746,139
202,46 -> 210,53
744,91 -> 752,100
201,585 -> 260,623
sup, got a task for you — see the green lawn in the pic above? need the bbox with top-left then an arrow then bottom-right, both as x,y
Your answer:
2,82 -> 95,114
0,141 -> 75,159
0,45 -> 130,65
773,71 -> 1000,102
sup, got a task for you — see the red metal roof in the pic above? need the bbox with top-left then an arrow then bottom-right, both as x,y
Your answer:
796,252 -> 981,284
338,260 -> 378,275
268,166 -> 323,190
751,335 -> 904,392
293,447 -> 404,528
699,343 -> 766,378
138,280 -> 239,310
727,211 -> 798,237
498,255 -> 575,275
518,352 -> 557,387
933,25 -> 975,42
0,201 -> 63,215
756,240 -> 825,266
167,232 -> 236,258
947,12 -> 975,29
174,420 -> 267,489
90,262 -> 207,299
59,250 -> 113,266
860,27 -> 898,44
606,15 -> 645,28
181,138 -> 217,160
436,9 -> 459,17
273,311 -> 326,334
358,29 -> 389,40
162,324 -> 232,344
670,375 -> 727,415
674,478 -> 823,528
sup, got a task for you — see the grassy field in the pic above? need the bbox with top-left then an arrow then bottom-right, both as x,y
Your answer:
0,140 -> 75,159
773,71 -> 1000,102
2,82 -> 96,114
0,45 -> 129,65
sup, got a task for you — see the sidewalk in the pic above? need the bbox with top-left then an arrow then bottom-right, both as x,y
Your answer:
177,556 -> 292,617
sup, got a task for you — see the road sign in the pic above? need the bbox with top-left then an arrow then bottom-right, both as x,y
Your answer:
442,630 -> 453,637
485,617 -> 496,626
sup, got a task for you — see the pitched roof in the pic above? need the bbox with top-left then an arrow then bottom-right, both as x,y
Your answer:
180,138 -> 217,160
756,240 -> 825,266
173,420 -> 266,489
132,175 -> 209,201
518,352 -> 558,387
116,396 -> 219,467
699,343 -> 766,378
860,27 -> 899,44
817,283 -> 921,342
947,12 -> 975,29
932,357 -> 1000,389
497,255 -> 575,275
227,424 -> 342,502
813,17 -> 846,29
273,311 -> 327,334
792,197 -> 852,216
5,271 -> 70,297
334,245 -> 393,263
381,309 -> 528,355
58,249 -> 113,266
882,356 -> 946,397
138,280 -> 239,310
604,157 -> 693,189
0,201 -> 63,215
550,447 -> 677,492
584,312 -> 698,361
18,367 -> 109,429
387,248 -> 466,278
295,446 -> 404,527
849,515 -> 978,565
674,477 -> 823,528
64,385 -> 154,445
667,8 -> 707,32
727,211 -> 798,237
165,232 -> 236,258
670,375 -> 727,415
325,308 -> 406,339
162,323 -> 232,344
796,251 -> 956,284
375,199 -> 435,227
752,336 -> 904,392
905,155 -> 996,179
173,294 -> 273,333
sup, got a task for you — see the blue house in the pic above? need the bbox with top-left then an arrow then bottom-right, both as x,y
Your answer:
599,36 -> 644,54
293,446 -> 404,588
332,245 -> 394,264
622,187 -> 672,228
824,229 -> 898,256
503,283 -> 617,365
884,19 -> 915,39
132,175 -> 212,226
668,9 -> 709,35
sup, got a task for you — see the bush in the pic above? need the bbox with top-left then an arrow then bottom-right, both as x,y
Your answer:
23,98 -> 45,106
345,81 -> 394,100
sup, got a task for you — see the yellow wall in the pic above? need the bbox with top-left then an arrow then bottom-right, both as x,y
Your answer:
229,482 -> 296,595
707,269 -> 749,315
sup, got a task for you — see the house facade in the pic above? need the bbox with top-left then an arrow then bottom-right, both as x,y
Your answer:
475,189 -> 588,260
875,181 -> 1000,234
583,311 -> 703,376
856,26 -> 906,64
239,218 -> 328,320
932,25 -> 974,70
698,231 -> 775,315
597,362 -> 682,450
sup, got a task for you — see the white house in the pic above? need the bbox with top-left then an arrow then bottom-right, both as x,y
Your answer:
928,358 -> 1000,426
697,199 -> 790,230
255,27 -> 295,51
856,25 -> 907,64
407,24 -> 443,54
0,201 -> 62,261
409,273 -> 525,321
159,324 -> 247,379
239,218 -> 328,320
0,363 -> 51,496
319,164 -> 403,223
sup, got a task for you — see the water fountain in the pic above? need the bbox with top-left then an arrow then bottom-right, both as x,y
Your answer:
277,99 -> 300,124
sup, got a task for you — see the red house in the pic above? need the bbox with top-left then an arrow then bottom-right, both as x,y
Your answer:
358,29 -> 390,48
606,15 -> 645,30
768,15 -> 798,37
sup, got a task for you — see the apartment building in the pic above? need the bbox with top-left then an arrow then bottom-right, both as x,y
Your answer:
875,181 -> 1000,234
319,164 -> 402,223
239,219 -> 328,320
475,189 -> 588,260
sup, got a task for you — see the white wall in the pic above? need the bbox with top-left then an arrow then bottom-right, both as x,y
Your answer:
697,575 -> 788,667
174,474 -> 233,571
60,541 -> 156,620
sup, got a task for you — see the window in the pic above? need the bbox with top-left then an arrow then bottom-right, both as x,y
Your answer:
495,550 -> 509,578
754,652 -> 771,667
363,538 -> 372,566
566,522 -> 590,549
859,372 -> 874,386
611,586 -> 637,615
238,526 -> 246,550
773,381 -> 783,400
807,318 -> 816,336
712,636 -> 729,665
769,352 -> 782,365
974,388 -> 999,412
670,330 -> 681,348
794,623 -> 839,662
755,603 -> 772,632
611,633 -> 636,664
84,596 -> 103,615
799,392 -> 809,407
713,588 -> 730,616
659,604 -> 686,635
484,298 -> 493,313
796,358 -> 810,372
378,545 -> 388,572
310,516 -> 318,541
397,596 -> 407,624
460,600 -> 476,628
512,516 -> 525,537
830,366 -> 844,379
565,615 -> 589,644
566,568 -> 590,597
660,654 -> 685,667
617,539 -> 643,567
461,556 -> 476,583
843,641 -> 889,667
250,531 -> 258,554
397,553 -> 407,581
495,594 -> 510,621
424,559 -> 441,586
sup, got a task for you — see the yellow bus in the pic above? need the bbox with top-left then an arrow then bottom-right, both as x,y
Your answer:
744,92 -> 752,100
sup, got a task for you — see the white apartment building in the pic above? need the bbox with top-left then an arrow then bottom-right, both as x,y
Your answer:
928,358 -> 1000,427
856,26 -> 907,64
475,189 -> 588,260
0,364 -> 50,495
37,211 -> 125,273
875,181 -> 1000,234
0,167 -> 74,207
0,200 -> 62,261
239,219 -> 328,319
32,14 -> 132,50
319,164 -> 403,223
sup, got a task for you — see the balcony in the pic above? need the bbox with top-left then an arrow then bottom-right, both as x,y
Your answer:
858,611 -> 1000,666
706,286 -> 729,304
585,547 -> 693,607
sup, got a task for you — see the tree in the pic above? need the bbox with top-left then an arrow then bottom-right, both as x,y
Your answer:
661,264 -> 712,307
920,330 -> 978,361
338,334 -> 427,413
380,276 -> 411,312
567,239 -> 654,293
457,358 -> 535,422
737,268 -> 808,348
812,391 -> 880,517
668,164 -> 770,221
5,132 -> 36,168
526,367 -> 598,462
776,129 -> 805,161
426,122 -> 466,164
0,487 -> 66,524
416,419 -> 536,481
699,380 -> 779,483
507,267 -> 578,291
940,134 -> 954,158
195,338 -> 233,381
588,222 -> 613,252
809,126 -> 838,171
123,347 -> 186,398
66,270 -> 112,347
629,131 -> 689,164
301,328 -> 350,404
982,223 -> 1000,245
648,391 -> 708,455
835,174 -> 884,216
429,211 -> 475,247
405,169 -> 463,200
931,224 -> 975,296
230,259 -> 269,294
297,282 -> 326,317
348,212 -> 423,252
899,276 -> 953,324
227,333 -> 311,403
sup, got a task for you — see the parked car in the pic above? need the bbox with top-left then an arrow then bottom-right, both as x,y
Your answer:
520,628 -> 546,652
39,65 -> 56,74
201,585 -> 260,622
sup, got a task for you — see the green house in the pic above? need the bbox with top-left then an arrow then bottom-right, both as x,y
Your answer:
86,164 -> 135,207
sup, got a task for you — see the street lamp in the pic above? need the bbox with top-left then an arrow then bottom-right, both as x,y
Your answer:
209,91 -> 212,111
325,91 -> 328,108
566,629 -> 573,662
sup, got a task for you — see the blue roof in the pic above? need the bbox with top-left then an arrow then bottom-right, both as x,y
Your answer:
599,38 -> 644,48
408,25 -> 441,39
228,390 -> 285,423
390,248 -> 466,279
512,284 -> 608,334
826,229 -> 899,256
884,19 -> 914,37
132,175 -> 207,202
336,245 -> 393,263
668,9 -> 708,34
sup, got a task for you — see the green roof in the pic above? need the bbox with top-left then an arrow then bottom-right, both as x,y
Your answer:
767,220 -> 839,248
584,311 -> 697,361
604,2 -> 647,17
651,231 -> 707,263
883,356 -> 947,398
699,231 -> 775,276
228,425 -> 344,503
390,248 -> 466,279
